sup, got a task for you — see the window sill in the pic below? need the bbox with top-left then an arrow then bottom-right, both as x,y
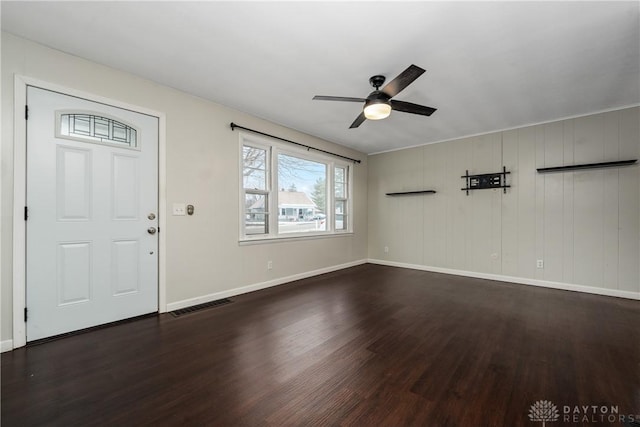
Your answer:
239,232 -> 354,245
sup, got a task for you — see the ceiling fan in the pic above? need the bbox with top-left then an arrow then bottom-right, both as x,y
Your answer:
313,64 -> 437,129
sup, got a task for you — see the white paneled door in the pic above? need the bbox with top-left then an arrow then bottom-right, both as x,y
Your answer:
26,86 -> 158,341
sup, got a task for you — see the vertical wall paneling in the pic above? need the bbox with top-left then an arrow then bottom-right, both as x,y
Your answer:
468,133 -> 502,274
562,120 -> 575,284
534,126 -> 546,280
367,155 -> 385,260
573,115 -> 605,288
542,122 -> 564,282
385,153 -> 400,263
517,127 -> 536,279
492,134 -> 503,275
618,166 -> 640,292
423,143 -> 446,266
401,148 -> 425,265
368,107 -> 639,297
501,130 -> 519,276
470,136 -> 490,273
447,139 -> 472,270
382,148 -> 424,264
602,112 -> 620,289
618,108 -> 640,292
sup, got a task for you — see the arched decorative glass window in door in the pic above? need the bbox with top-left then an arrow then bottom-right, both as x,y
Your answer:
58,112 -> 138,148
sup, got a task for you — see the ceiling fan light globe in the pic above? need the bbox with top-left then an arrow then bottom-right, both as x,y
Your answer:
363,102 -> 392,120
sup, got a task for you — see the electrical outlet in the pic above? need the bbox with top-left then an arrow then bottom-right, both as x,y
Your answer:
267,261 -> 273,270
536,259 -> 544,269
384,246 -> 389,253
172,203 -> 186,216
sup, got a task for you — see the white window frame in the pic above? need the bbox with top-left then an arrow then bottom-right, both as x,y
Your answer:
334,164 -> 349,231
239,132 -> 353,242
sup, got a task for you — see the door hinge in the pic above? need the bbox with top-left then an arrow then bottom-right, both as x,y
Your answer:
24,206 -> 28,221
24,307 -> 28,322
25,105 -> 29,120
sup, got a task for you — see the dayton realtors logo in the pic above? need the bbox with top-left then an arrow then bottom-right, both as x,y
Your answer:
562,405 -> 637,424
529,400 -> 639,425
529,400 -> 560,426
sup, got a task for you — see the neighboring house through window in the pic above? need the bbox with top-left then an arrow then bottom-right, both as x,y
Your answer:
240,133 -> 352,240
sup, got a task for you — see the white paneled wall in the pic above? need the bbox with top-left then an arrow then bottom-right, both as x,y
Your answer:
368,107 -> 640,298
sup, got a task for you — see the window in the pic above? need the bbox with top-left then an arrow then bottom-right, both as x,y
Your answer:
334,166 -> 348,230
277,153 -> 326,234
58,112 -> 138,148
240,134 -> 352,240
242,145 -> 269,235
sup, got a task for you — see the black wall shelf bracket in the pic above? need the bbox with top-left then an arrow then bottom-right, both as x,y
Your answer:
536,159 -> 637,173
385,190 -> 437,196
461,166 -> 511,195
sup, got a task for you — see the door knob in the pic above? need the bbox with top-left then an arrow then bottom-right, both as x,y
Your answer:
147,227 -> 157,235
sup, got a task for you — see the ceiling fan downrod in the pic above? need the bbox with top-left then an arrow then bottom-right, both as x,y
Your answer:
369,75 -> 386,90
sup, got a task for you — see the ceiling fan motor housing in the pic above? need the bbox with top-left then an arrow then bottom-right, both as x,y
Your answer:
366,90 -> 391,103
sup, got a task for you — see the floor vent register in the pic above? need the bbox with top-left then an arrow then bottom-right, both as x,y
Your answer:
170,298 -> 233,318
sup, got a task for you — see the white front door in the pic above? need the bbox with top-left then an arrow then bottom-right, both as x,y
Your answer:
26,86 -> 159,341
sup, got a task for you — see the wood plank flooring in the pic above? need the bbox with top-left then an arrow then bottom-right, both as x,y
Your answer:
2,264 -> 639,426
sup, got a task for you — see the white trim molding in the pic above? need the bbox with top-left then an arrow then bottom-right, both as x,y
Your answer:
12,76 -> 28,349
368,102 -> 640,156
368,259 -> 640,301
11,75 -> 168,350
1,340 -> 15,353
167,259 -> 367,312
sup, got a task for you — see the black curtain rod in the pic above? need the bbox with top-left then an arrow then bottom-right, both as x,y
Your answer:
230,123 -> 361,164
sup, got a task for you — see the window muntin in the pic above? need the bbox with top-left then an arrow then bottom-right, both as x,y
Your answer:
240,135 -> 352,240
58,112 -> 138,148
242,145 -> 270,236
243,146 -> 267,190
245,194 -> 268,235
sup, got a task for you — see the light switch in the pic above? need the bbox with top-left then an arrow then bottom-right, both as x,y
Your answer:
172,203 -> 186,216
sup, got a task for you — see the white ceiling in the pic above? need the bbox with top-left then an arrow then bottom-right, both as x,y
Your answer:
2,1 -> 639,154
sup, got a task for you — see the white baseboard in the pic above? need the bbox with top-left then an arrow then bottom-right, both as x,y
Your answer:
368,259 -> 640,301
166,259 -> 368,312
1,340 -> 14,353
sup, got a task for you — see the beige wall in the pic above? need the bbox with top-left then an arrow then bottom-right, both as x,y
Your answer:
1,33 -> 368,343
368,107 -> 640,297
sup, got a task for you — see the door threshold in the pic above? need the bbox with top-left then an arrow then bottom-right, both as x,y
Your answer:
27,312 -> 158,346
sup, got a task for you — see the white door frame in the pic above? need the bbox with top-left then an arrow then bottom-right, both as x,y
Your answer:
12,75 -> 167,349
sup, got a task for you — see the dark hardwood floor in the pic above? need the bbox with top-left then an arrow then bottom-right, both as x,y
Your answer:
2,264 -> 639,426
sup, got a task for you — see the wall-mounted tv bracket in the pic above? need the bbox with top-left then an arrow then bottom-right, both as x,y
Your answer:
461,166 -> 511,195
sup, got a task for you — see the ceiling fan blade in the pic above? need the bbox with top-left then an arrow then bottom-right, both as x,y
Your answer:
390,100 -> 437,116
381,65 -> 426,98
349,112 -> 367,129
313,95 -> 367,102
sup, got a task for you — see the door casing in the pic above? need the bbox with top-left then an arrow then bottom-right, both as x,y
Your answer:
12,75 -> 167,349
